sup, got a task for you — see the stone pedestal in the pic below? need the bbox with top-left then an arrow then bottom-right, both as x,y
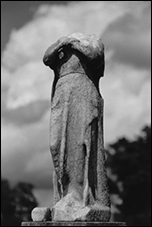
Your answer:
22,221 -> 126,226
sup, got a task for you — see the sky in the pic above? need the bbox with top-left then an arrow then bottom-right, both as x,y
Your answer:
1,1 -> 151,208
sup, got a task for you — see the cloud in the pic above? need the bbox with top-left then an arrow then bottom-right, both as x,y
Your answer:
2,62 -> 53,108
33,188 -> 54,207
2,100 -> 49,126
102,2 -> 151,69
1,1 -> 151,206
1,62 -> 52,127
100,64 -> 151,144
2,1 -> 131,71
1,110 -> 51,186
24,150 -> 53,189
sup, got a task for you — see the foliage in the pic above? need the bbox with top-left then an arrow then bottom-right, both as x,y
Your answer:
1,180 -> 38,226
106,126 -> 151,226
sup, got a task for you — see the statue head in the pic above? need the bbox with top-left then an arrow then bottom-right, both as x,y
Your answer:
43,33 -> 105,80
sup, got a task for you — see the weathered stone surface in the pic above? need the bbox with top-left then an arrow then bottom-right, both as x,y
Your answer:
31,207 -> 51,222
52,193 -> 110,222
42,33 -> 110,221
22,221 -> 126,226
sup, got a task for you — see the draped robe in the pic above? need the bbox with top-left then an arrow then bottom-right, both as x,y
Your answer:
43,33 -> 111,221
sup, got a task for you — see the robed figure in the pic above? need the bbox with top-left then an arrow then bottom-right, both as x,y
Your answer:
43,33 -> 111,221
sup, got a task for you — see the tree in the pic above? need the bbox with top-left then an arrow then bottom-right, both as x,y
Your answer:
106,126 -> 151,226
1,179 -> 38,226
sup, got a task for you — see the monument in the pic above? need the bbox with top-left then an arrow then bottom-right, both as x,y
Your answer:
22,33 -> 126,226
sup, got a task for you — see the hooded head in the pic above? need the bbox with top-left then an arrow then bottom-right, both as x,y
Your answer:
43,33 -> 105,79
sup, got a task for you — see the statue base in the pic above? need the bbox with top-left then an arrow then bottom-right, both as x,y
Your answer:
22,222 -> 126,226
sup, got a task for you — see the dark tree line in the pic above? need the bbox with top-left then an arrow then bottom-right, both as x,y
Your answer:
1,180 -> 38,226
106,125 -> 151,226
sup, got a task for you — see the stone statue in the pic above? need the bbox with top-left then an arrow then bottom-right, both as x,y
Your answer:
43,33 -> 111,222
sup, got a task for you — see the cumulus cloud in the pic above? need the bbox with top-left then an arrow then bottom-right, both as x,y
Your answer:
2,1 -> 132,71
102,2 -> 151,69
1,1 -> 151,206
2,62 -> 52,108
100,64 -> 151,144
1,110 -> 51,186
2,100 -> 49,126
